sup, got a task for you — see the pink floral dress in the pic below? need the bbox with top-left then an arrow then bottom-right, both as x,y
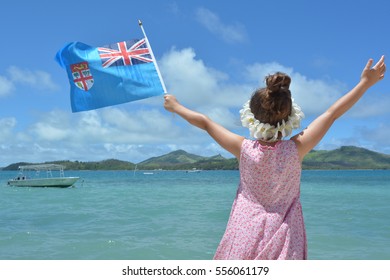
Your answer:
214,139 -> 307,260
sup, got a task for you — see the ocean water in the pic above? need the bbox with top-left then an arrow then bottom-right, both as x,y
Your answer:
0,169 -> 389,260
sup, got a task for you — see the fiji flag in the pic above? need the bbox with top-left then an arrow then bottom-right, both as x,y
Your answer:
55,38 -> 165,112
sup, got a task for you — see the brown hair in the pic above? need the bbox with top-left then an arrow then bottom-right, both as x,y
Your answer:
250,72 -> 292,126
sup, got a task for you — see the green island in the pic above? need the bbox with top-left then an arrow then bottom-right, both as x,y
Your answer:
2,146 -> 390,171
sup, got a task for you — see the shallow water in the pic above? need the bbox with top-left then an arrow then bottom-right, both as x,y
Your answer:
0,170 -> 389,260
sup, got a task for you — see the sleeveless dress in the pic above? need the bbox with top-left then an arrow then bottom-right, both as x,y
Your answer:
213,139 -> 307,260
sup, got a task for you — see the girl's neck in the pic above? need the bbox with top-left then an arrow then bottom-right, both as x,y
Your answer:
257,139 -> 280,147
257,131 -> 283,147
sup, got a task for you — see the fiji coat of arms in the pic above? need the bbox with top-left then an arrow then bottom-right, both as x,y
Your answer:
70,62 -> 94,91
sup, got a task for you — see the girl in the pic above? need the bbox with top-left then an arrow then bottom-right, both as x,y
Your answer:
163,56 -> 386,260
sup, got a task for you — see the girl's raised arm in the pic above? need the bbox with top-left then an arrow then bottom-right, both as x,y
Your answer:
292,56 -> 386,161
164,95 -> 244,159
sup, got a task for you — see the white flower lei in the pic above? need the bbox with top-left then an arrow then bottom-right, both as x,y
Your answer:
239,99 -> 305,142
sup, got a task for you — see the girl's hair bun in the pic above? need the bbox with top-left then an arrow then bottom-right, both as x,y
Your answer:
249,72 -> 292,126
265,72 -> 291,94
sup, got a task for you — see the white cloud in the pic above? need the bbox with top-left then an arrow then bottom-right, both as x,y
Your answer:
355,123 -> 390,151
167,1 -> 180,15
195,7 -> 248,44
29,106 -> 182,147
160,47 -> 251,129
311,56 -> 336,70
0,117 -> 17,141
347,93 -> 390,118
0,66 -> 59,98
204,107 -> 238,129
33,123 -> 69,141
0,75 -> 14,97
160,47 -> 225,105
7,66 -> 59,91
31,110 -> 71,141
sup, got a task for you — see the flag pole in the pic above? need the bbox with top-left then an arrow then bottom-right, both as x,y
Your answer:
138,20 -> 167,94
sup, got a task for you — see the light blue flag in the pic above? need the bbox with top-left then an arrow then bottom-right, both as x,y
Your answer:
55,38 -> 164,112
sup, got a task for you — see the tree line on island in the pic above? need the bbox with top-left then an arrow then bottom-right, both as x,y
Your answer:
2,146 -> 390,171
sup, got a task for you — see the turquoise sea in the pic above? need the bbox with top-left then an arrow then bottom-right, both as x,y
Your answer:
0,169 -> 389,260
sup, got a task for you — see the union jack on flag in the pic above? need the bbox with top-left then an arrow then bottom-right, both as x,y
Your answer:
97,38 -> 153,68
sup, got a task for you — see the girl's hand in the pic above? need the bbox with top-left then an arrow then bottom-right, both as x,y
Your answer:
163,94 -> 180,113
360,55 -> 386,87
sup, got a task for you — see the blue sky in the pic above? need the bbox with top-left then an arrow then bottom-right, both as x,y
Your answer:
0,0 -> 389,166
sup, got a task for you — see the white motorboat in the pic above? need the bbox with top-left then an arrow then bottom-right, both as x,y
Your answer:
185,168 -> 201,173
7,164 -> 79,188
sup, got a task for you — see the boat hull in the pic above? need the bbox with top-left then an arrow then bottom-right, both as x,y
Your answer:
7,177 -> 79,188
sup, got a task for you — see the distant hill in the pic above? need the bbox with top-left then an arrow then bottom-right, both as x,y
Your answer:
302,146 -> 390,169
1,146 -> 390,171
137,149 -> 236,170
140,150 -> 238,170
139,150 -> 205,167
2,159 -> 136,171
2,162 -> 31,171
